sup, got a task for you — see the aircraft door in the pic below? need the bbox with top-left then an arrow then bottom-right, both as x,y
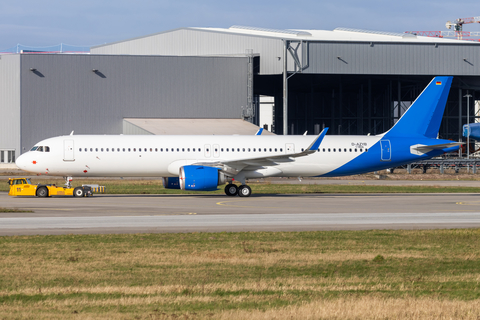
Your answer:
285,143 -> 295,154
380,140 -> 391,161
63,139 -> 75,161
213,144 -> 220,158
204,144 -> 211,158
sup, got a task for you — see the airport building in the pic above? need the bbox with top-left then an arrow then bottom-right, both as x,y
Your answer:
1,26 -> 480,162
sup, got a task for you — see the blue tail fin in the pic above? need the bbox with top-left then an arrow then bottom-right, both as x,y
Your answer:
385,76 -> 453,138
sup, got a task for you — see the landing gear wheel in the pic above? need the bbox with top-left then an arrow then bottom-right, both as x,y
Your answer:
224,184 -> 238,196
36,186 -> 48,197
73,187 -> 85,197
238,185 -> 252,197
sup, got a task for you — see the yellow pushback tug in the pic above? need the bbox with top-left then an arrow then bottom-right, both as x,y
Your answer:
8,177 -> 104,197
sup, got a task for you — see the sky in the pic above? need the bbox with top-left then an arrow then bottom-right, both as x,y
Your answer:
1,0 -> 480,51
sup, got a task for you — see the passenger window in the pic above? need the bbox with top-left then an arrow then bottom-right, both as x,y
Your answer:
328,148 -> 331,152
95,148 -> 98,152
106,148 -> 109,152
275,148 -> 277,152
199,148 -> 201,152
182,148 -> 185,152
150,148 -> 153,152
206,148 -> 209,152
128,148 -> 131,152
365,148 -> 368,152
360,149 -> 363,152
79,148 -> 82,152
237,148 -> 240,152
144,148 -> 147,152
177,148 -> 179,152
122,148 -> 125,152
264,148 -> 267,152
280,148 -> 283,152
242,148 -> 245,152
339,148 -> 341,152
355,149 -> 357,152
193,148 -> 195,152
171,148 -> 174,152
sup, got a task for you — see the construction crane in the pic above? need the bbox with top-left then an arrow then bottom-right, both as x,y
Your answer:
406,16 -> 480,41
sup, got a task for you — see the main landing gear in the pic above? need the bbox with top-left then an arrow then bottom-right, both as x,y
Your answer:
224,184 -> 252,197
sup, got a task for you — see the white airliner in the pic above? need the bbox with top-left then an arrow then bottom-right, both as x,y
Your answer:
16,76 -> 461,197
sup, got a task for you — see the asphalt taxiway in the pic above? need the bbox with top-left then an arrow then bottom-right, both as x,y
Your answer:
1,192 -> 480,235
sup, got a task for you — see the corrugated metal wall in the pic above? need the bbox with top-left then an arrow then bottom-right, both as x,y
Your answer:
19,54 -> 248,152
0,55 -> 21,155
305,42 -> 480,75
91,28 -> 285,75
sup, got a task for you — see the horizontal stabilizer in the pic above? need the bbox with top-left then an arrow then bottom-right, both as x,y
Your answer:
411,142 -> 463,155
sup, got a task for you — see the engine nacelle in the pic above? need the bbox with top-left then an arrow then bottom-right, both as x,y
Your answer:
162,177 -> 180,189
179,165 -> 227,191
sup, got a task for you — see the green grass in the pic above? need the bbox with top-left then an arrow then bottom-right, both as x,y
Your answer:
2,178 -> 480,194
1,229 -> 480,318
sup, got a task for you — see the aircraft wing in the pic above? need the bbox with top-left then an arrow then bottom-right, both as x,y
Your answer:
192,128 -> 328,176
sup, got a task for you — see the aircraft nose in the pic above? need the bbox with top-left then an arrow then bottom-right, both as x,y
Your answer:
15,153 -> 30,171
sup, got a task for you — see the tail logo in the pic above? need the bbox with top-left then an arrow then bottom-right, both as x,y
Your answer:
436,81 -> 442,85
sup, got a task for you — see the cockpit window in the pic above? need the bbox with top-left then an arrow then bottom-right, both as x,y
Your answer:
45,146 -> 50,152
30,146 -> 38,151
37,146 -> 44,152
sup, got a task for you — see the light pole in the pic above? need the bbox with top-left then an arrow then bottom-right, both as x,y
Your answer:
464,92 -> 472,160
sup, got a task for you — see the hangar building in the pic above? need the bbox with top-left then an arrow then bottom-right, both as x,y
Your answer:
1,25 -> 480,163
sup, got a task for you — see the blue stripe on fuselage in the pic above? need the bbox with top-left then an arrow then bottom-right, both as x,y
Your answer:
319,137 -> 454,177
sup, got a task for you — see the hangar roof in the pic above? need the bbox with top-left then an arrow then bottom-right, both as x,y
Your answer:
186,26 -> 472,44
93,25 -> 476,52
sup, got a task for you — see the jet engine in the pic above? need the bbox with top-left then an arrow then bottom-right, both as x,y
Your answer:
162,177 -> 180,189
179,165 -> 228,191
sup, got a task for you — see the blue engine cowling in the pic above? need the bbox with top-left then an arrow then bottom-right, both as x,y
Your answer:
179,165 -> 227,191
162,177 -> 180,189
